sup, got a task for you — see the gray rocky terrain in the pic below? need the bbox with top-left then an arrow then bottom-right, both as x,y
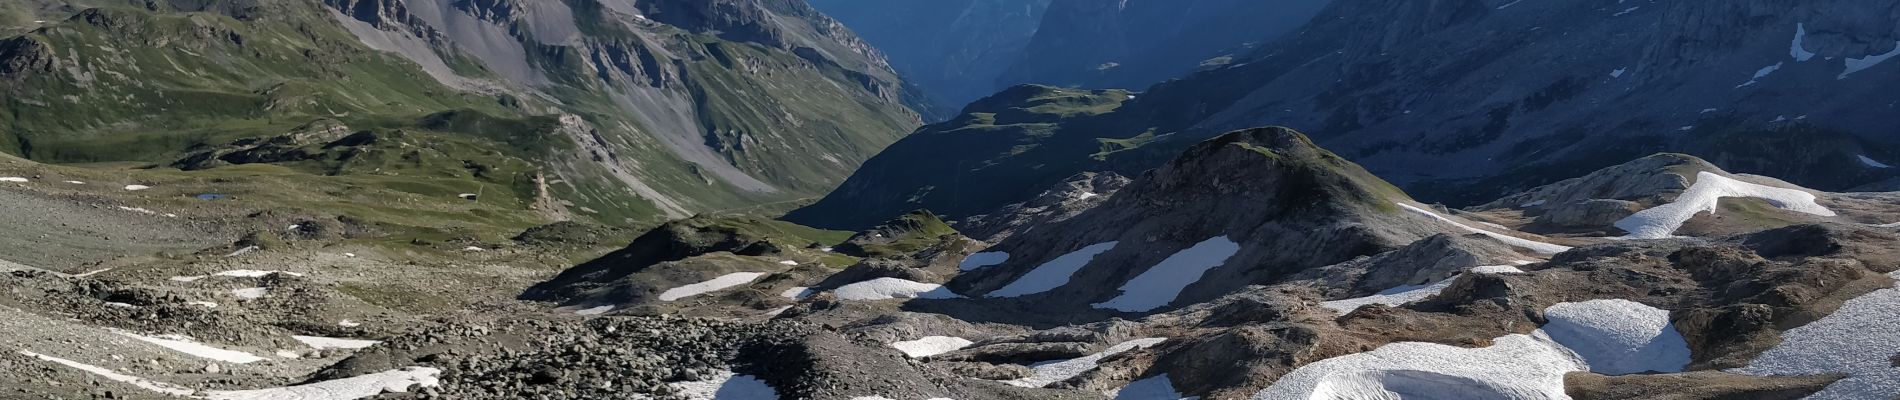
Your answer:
2,127 -> 1898,400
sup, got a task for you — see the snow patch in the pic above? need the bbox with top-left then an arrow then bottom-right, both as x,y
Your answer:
114,331 -> 266,364
1113,374 -> 1196,400
1858,155 -> 1892,168
293,335 -> 381,350
124,184 -> 151,191
1792,23 -> 1817,61
833,278 -> 962,301
188,301 -> 219,308
658,272 -> 766,301
779,287 -> 814,299
667,370 -> 779,400
959,252 -> 1010,271
0,177 -> 26,183
1733,271 -> 1900,399
1839,41 -> 1900,79
1004,338 -> 1168,388
1738,62 -> 1782,88
574,305 -> 615,315
1613,171 -> 1835,239
1609,68 -> 1627,78
17,350 -> 197,396
1092,236 -> 1241,312
1470,265 -> 1527,274
203,367 -> 441,400
232,287 -> 269,299
987,242 -> 1120,297
1322,279 -> 1459,314
338,320 -> 361,328
889,336 -> 974,358
777,260 -> 798,265
225,246 -> 259,257
1398,203 -> 1572,254
1541,299 -> 1690,374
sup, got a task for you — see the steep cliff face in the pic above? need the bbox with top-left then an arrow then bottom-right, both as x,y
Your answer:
810,0 -> 1049,110
996,0 -> 1331,90
791,0 -> 1900,230
1,0 -> 925,224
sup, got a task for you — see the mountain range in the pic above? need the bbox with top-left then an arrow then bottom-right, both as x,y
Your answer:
788,0 -> 1900,230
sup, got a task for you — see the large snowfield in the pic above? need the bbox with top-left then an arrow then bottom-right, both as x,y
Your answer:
1733,271 -> 1900,399
1255,299 -> 1689,399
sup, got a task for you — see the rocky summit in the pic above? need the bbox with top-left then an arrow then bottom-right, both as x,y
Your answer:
2,1 -> 1898,400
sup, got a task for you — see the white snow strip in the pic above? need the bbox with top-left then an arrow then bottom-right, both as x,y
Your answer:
1541,299 -> 1690,375
17,350 -> 197,396
0,177 -> 27,183
170,276 -> 208,282
574,305 -> 615,315
124,184 -> 151,191
1255,299 -> 1690,399
225,246 -> 259,257
1470,265 -> 1527,274
1858,155 -> 1892,168
1092,236 -> 1242,312
114,331 -> 266,363
833,278 -> 962,301
1004,338 -> 1167,388
338,320 -> 361,328
889,336 -> 975,358
105,302 -> 137,308
1738,62 -> 1782,88
1792,23 -> 1816,61
188,301 -> 219,308
1113,374 -> 1197,400
959,252 -> 1010,271
1321,279 -> 1459,314
1613,171 -> 1836,239
658,272 -> 765,301
763,305 -> 792,316
214,269 -> 305,278
203,367 -> 441,400
71,268 -> 112,277
1398,203 -> 1572,254
668,370 -> 779,400
777,260 -> 798,265
1733,271 -> 1900,399
232,287 -> 268,299
293,335 -> 381,350
461,246 -> 486,252
64,180 -> 84,184
118,206 -> 158,215
1609,68 -> 1627,78
276,350 -> 302,359
1839,41 -> 1900,79
987,242 -> 1120,297
779,287 -> 814,299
